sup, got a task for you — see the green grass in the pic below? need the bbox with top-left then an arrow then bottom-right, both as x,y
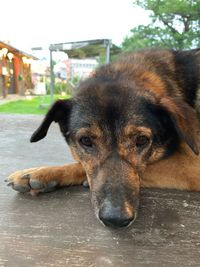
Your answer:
0,95 -> 71,115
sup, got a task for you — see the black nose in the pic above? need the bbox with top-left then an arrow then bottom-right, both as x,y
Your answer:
99,201 -> 135,228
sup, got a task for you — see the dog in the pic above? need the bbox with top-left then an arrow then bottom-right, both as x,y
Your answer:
6,48 -> 200,228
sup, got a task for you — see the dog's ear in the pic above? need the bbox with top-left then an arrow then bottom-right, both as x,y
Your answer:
30,99 -> 72,142
159,97 -> 199,155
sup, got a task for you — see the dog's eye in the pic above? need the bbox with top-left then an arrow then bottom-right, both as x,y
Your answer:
79,136 -> 93,147
135,135 -> 149,148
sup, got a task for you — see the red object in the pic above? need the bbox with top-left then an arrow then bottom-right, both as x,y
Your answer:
14,57 -> 20,77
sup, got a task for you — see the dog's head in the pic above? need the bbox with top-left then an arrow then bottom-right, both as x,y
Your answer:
30,77 -> 199,228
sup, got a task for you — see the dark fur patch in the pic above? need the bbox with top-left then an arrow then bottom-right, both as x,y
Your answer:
30,100 -> 72,142
172,49 -> 200,107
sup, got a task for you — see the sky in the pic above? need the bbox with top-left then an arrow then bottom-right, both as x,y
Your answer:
0,0 -> 150,53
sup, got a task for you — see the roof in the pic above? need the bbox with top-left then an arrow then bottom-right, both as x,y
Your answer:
0,41 -> 37,60
49,39 -> 121,59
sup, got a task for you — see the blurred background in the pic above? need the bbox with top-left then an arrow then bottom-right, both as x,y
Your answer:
0,0 -> 199,113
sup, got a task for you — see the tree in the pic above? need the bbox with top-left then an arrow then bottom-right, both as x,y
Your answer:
122,0 -> 200,51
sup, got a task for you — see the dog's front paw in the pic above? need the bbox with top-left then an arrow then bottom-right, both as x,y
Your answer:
5,168 -> 59,195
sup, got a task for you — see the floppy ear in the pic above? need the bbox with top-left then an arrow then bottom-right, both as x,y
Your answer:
30,99 -> 72,142
160,97 -> 199,155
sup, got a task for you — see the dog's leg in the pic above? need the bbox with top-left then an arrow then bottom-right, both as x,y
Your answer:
142,143 -> 200,191
6,163 -> 87,195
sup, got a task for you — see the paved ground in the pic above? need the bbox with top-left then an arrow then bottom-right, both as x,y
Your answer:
0,114 -> 200,267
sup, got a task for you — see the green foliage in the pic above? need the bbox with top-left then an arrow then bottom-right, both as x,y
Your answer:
46,81 -> 73,95
122,0 -> 200,50
0,95 -> 71,115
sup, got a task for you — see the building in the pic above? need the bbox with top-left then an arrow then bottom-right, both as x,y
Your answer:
0,41 -> 36,98
67,58 -> 98,80
54,58 -> 98,82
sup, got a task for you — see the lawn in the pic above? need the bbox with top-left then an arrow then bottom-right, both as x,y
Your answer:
0,95 -> 71,115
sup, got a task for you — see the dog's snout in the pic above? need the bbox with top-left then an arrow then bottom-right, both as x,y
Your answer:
98,200 -> 136,228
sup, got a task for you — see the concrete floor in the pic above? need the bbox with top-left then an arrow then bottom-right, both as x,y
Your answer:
0,114 -> 200,267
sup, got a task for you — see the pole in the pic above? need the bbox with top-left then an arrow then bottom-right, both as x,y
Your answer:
49,49 -> 54,104
105,40 -> 111,64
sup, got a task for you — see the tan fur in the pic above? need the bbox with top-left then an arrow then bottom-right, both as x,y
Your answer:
118,125 -> 152,168
137,71 -> 166,96
142,139 -> 200,191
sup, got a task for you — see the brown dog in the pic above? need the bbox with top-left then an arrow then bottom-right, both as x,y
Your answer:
7,48 -> 200,227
